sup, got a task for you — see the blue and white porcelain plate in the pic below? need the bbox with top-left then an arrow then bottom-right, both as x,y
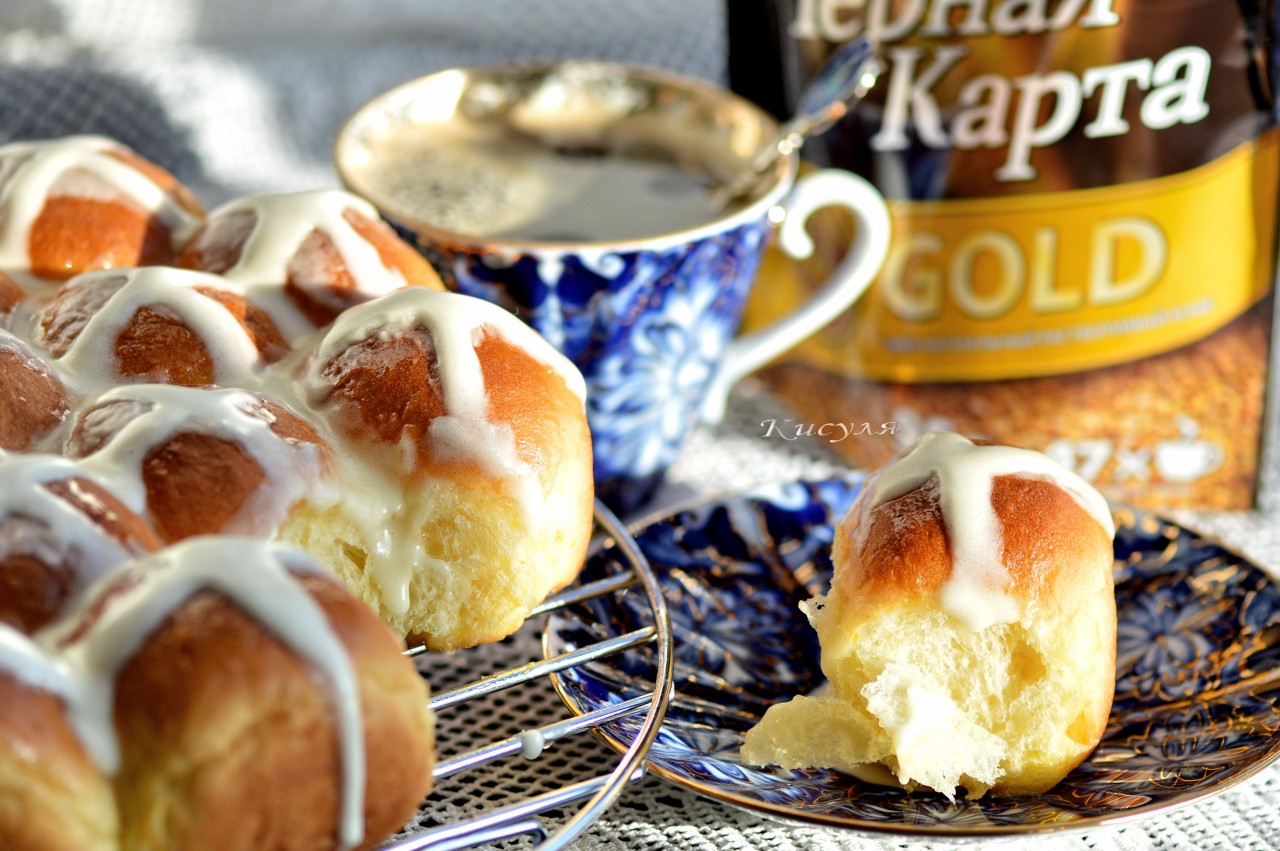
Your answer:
545,475 -> 1280,838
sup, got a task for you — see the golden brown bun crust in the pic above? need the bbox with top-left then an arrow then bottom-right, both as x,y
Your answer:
106,149 -> 204,219
0,673 -> 117,851
283,209 -> 444,327
176,209 -> 252,275
0,272 -> 23,315
29,197 -> 174,282
839,475 -> 1116,606
297,573 -> 436,842
104,572 -> 433,851
259,397 -> 327,445
62,398 -> 143,458
319,326 -> 586,493
191,285 -> 289,363
115,306 -> 220,384
65,396 -> 327,544
24,148 -> 202,282
0,348 -> 69,451
178,206 -> 445,328
140,432 -> 268,543
343,209 -> 442,290
37,275 -> 288,385
0,477 -> 161,633
35,273 -> 122,358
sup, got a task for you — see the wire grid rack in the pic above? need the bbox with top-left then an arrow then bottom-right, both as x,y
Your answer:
380,500 -> 674,851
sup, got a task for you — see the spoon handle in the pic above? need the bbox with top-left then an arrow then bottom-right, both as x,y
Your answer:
713,36 -> 879,210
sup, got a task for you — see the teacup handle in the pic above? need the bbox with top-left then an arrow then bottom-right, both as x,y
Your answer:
700,168 -> 891,424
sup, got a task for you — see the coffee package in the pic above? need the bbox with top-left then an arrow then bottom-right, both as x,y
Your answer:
730,0 -> 1279,508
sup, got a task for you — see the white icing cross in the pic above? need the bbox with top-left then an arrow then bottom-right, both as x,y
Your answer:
0,135 -> 199,272
303,286 -> 586,615
861,432 -> 1114,632
200,189 -> 407,339
49,538 -> 367,850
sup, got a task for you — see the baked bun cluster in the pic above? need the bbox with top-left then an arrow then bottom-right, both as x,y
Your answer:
0,135 -> 598,847
742,432 -> 1117,798
1,538 -> 434,851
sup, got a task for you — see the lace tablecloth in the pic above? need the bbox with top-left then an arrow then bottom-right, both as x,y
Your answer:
4,2 -> 1279,848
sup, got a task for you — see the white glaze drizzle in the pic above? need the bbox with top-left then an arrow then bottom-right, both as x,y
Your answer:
0,136 -> 199,272
72,383 -> 334,531
0,325 -> 50,363
307,285 -> 584,412
300,286 -> 586,616
50,537 -> 367,850
0,621 -> 81,706
46,267 -> 271,395
362,485 -> 451,618
860,432 -> 1114,632
0,452 -> 136,598
196,190 -> 408,340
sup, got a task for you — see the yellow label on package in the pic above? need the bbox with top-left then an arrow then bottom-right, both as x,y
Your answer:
789,130 -> 1279,383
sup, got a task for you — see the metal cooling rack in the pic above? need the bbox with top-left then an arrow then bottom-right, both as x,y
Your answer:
381,500 -> 674,850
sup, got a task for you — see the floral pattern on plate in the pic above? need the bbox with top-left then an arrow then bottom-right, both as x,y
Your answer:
545,475 -> 1280,837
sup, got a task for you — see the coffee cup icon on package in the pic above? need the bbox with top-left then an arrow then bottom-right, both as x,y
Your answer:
1155,416 -> 1224,485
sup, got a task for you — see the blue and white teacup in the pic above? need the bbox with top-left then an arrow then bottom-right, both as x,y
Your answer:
336,61 -> 890,514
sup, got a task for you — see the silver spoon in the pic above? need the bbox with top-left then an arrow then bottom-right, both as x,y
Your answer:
713,36 -> 880,210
